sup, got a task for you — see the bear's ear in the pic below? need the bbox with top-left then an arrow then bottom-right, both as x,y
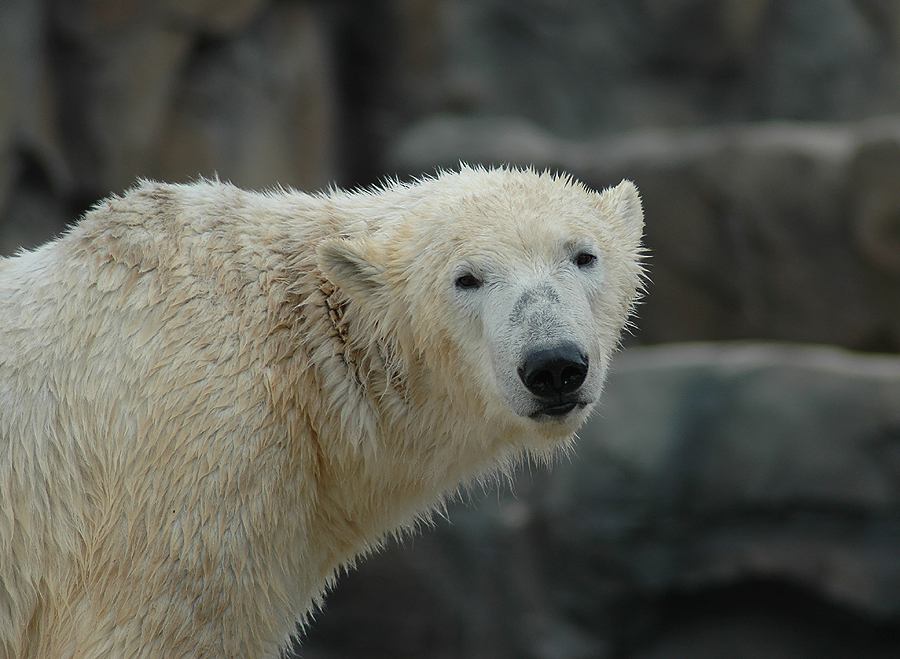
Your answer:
316,237 -> 386,297
597,179 -> 644,244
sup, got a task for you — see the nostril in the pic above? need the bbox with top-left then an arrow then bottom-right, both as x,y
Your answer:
518,344 -> 588,397
559,361 -> 587,391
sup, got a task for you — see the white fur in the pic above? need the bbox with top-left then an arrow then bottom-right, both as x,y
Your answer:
0,166 -> 644,658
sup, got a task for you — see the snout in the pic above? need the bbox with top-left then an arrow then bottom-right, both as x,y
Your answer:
518,343 -> 589,417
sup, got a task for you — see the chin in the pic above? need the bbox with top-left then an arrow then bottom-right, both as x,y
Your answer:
528,400 -> 590,420
520,400 -> 593,441
499,390 -> 595,437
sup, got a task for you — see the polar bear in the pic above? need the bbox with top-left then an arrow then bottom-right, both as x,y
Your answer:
0,166 -> 644,658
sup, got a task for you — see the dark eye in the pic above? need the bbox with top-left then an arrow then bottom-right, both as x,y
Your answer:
574,252 -> 596,267
455,273 -> 482,290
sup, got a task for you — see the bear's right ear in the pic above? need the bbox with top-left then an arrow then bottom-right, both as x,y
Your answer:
316,237 -> 386,298
597,180 -> 644,246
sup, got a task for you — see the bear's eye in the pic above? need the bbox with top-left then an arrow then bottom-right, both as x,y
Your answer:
574,252 -> 596,268
455,273 -> 482,290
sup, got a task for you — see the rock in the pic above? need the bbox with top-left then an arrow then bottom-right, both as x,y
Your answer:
629,611 -> 896,659
850,136 -> 900,276
166,0 -> 268,35
389,115 -> 900,350
51,17 -> 193,195
153,2 -> 336,192
544,342 -> 900,636
0,0 -> 68,218
0,3 -> 23,215
54,0 -> 266,39
434,0 -> 900,136
754,0 -> 883,120
47,0 -> 333,198
0,165 -> 70,256
393,0 -> 445,118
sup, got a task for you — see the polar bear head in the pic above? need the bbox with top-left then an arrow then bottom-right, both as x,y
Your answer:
316,167 -> 644,444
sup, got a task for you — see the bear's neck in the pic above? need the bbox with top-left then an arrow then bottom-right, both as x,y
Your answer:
273,258 -> 524,609
294,346 -> 515,587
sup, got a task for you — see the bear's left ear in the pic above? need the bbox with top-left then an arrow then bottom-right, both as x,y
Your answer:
317,237 -> 386,298
597,180 -> 644,244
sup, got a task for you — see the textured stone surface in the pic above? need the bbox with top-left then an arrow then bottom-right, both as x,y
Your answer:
554,344 -> 900,608
435,0 -> 900,137
153,1 -> 336,192
0,0 -> 338,258
49,0 -> 332,197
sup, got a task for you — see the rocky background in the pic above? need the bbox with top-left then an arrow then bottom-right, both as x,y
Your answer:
3,0 -> 900,657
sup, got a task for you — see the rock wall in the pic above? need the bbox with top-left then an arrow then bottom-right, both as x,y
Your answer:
436,0 -> 900,136
0,0 -> 346,255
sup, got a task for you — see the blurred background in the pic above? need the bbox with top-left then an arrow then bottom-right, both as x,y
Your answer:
3,0 -> 900,657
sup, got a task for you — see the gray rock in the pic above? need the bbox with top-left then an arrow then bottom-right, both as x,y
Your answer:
559,343 -> 900,598
49,0 -> 334,197
50,1 -> 195,195
152,2 -> 337,192
434,0 -> 900,136
0,171 -> 69,256
165,0 -> 267,35
0,0 -> 69,217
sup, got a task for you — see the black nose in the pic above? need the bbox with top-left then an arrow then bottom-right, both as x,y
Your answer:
518,344 -> 589,398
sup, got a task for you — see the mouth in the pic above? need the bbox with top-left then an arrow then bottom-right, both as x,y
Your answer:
529,400 -> 586,419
